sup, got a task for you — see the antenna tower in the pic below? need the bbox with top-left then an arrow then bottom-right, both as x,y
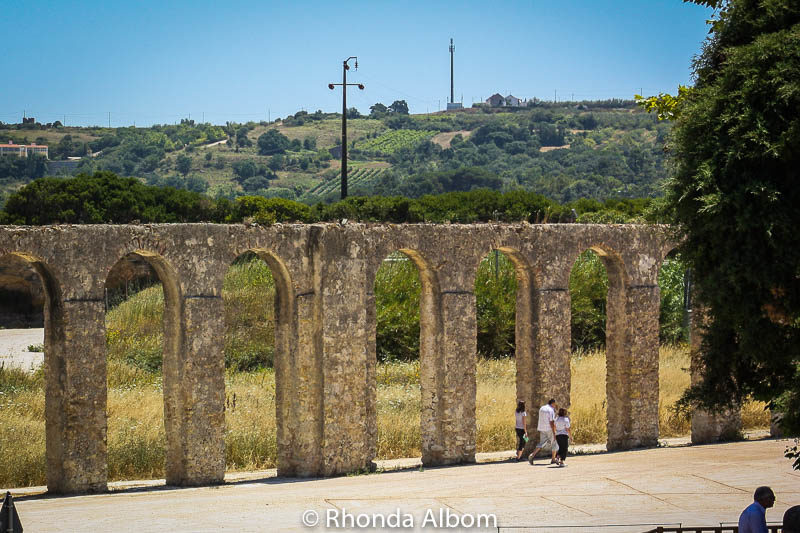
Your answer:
449,38 -> 455,104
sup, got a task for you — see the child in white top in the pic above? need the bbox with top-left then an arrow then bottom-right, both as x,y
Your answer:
554,408 -> 572,466
514,401 -> 527,461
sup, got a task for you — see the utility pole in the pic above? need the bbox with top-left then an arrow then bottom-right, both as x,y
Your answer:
108,112 -> 111,128
328,56 -> 364,200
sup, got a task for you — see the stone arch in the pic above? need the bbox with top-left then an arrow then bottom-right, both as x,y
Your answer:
565,243 -> 631,448
366,246 -> 444,465
0,252 -> 71,490
477,247 -> 536,416
103,249 -> 186,484
495,247 -> 537,406
472,246 -> 536,454
224,247 -> 296,474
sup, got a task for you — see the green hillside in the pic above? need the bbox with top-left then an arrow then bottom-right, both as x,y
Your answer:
0,100 -> 670,205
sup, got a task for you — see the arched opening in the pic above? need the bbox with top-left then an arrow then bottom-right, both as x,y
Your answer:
473,249 -> 527,454
103,251 -> 180,481
222,250 -> 291,474
372,249 -> 437,462
657,249 -> 692,438
0,253 -> 59,488
660,252 -> 770,440
568,248 -> 610,446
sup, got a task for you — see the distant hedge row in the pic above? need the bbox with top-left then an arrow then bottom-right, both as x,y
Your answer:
0,171 -> 652,225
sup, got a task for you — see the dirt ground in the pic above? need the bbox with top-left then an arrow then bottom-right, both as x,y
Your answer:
7,439 -> 798,532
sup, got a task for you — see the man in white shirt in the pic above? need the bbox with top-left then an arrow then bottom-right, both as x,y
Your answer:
528,399 -> 559,465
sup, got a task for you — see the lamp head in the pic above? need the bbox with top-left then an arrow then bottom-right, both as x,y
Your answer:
358,84 -> 365,90
328,84 -> 335,90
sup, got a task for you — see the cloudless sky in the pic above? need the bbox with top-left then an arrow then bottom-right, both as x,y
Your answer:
1,0 -> 714,127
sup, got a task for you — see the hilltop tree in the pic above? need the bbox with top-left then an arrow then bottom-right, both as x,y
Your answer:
656,0 -> 800,436
257,130 -> 290,155
369,103 -> 388,118
389,100 -> 409,115
235,126 -> 253,151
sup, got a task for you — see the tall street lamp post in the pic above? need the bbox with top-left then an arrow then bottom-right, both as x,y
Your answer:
329,56 -> 364,200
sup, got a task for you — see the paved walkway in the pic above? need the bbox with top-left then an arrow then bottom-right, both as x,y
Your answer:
0,328 -> 43,370
7,439 -> 798,532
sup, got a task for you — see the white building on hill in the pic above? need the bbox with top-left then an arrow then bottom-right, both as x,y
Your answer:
0,141 -> 48,158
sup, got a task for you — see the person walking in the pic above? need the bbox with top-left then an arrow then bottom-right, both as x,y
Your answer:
554,407 -> 571,466
514,401 -> 528,461
528,399 -> 559,465
738,486 -> 775,533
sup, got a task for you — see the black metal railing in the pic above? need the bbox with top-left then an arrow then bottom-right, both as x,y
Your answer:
496,523 -> 785,533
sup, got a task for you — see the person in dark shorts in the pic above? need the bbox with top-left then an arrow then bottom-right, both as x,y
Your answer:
554,408 -> 572,466
514,401 -> 527,461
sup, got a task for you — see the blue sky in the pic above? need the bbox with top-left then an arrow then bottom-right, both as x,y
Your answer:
1,0 -> 714,127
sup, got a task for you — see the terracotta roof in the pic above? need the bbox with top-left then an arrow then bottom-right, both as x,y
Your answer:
0,143 -> 47,148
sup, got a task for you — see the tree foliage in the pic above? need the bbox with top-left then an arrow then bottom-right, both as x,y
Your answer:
257,130 -> 290,155
661,0 -> 800,436
389,100 -> 409,115
176,154 -> 192,176
0,171 -> 219,224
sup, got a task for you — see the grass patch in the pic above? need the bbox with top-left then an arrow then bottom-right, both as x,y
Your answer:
0,346 -> 771,488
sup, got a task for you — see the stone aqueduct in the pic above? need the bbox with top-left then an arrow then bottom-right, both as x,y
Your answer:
0,223 -> 736,494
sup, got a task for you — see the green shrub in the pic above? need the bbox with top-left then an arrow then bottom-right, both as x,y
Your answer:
476,253 -> 516,357
570,250 -> 608,351
375,253 -> 420,362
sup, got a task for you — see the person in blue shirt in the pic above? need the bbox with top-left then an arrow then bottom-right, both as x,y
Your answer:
738,486 -> 775,533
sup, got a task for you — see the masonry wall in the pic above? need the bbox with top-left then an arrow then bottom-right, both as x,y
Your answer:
0,223 -> 689,493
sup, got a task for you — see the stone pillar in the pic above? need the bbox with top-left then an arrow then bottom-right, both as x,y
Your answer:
164,295 -> 226,486
611,284 -> 660,449
317,232 -> 372,476
279,287 -> 323,477
514,278 -> 535,424
438,290 -> 477,464
690,306 -> 741,443
531,288 -> 571,416
419,277 -> 445,465
770,413 -> 784,438
364,285 -> 378,464
46,298 -> 107,494
282,289 -> 323,477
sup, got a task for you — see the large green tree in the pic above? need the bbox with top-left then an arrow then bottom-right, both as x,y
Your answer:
661,0 -> 800,435
1,171 -> 220,224
257,130 -> 290,155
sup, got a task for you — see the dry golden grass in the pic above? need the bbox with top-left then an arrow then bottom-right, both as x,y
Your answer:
0,346 -> 771,488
